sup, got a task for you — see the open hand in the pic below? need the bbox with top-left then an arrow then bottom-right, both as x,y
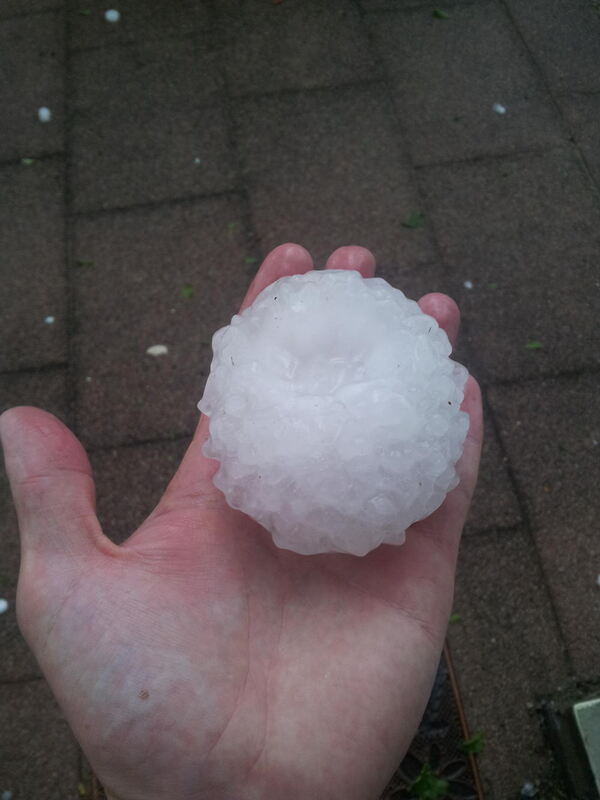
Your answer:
0,244 -> 483,800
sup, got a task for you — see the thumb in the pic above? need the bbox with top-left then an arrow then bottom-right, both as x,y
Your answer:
0,407 -> 109,560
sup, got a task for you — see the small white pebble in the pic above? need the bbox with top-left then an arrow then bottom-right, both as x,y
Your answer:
2,791 -> 14,800
520,782 -> 537,798
44,315 -> 55,324
193,157 -> 202,165
0,599 -> 9,615
146,344 -> 169,357
38,106 -> 52,123
104,8 -> 121,22
463,280 -> 474,290
85,376 -> 92,383
492,102 -> 507,115
596,574 -> 600,587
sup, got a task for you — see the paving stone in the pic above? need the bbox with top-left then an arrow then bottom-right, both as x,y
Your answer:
0,11 -> 64,161
368,3 -> 564,165
0,369 -> 69,682
449,527 -> 571,798
489,373 -> 600,681
70,38 -> 235,213
0,158 -> 67,372
559,92 -> 600,188
72,194 -> 249,448
218,0 -> 378,96
68,0 -> 211,50
90,438 -> 190,544
0,368 -> 68,421
464,412 -> 522,534
505,0 -> 600,94
419,147 -> 600,383
236,84 -> 436,269
0,679 -> 79,798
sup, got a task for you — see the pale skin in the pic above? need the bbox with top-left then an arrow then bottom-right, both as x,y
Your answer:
0,244 -> 483,800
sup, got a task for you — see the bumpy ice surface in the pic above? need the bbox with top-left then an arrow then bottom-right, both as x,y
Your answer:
199,269 -> 469,556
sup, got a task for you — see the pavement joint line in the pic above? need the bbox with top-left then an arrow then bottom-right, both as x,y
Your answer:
0,674 -> 44,686
451,311 -> 600,390
483,363 -> 600,390
484,389 -> 577,678
69,188 -> 245,220
361,0 -> 486,17
0,362 -> 68,378
558,88 -> 600,98
463,521 -> 524,538
0,151 -> 64,169
352,0 -> 448,272
216,15 -> 264,272
79,365 -> 600,454
498,0 -> 600,197
227,76 -> 386,102
413,142 -> 571,171
64,0 -> 78,435
0,6 -> 62,22
67,26 -> 203,56
201,0 -> 261,262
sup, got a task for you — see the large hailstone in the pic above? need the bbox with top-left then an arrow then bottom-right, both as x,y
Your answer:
199,269 -> 469,556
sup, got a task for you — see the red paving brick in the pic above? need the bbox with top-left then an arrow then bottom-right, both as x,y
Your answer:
419,147 -> 600,383
72,195 -> 250,447
0,11 -> 64,161
505,0 -> 600,93
68,0 -> 211,51
0,158 -> 67,372
489,373 -> 600,681
464,413 -> 522,534
367,2 -> 564,165
217,0 -> 379,96
0,680 -> 80,798
449,526 -> 571,798
235,83 -> 436,269
70,38 -> 235,212
560,92 -> 600,188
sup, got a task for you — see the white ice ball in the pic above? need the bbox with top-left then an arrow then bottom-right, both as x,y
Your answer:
199,269 -> 469,556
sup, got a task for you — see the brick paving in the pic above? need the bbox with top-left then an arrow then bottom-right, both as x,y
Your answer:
1,1 -> 599,798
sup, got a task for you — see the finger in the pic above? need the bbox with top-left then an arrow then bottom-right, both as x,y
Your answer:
155,244 -> 314,511
418,293 -> 460,350
324,246 -> 376,278
455,375 -> 484,508
0,407 -> 110,560
240,243 -> 314,312
409,375 -> 484,560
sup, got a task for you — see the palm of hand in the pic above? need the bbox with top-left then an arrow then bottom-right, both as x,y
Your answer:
1,246 -> 482,800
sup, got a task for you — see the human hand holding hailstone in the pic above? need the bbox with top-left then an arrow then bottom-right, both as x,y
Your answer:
1,245 -> 482,800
